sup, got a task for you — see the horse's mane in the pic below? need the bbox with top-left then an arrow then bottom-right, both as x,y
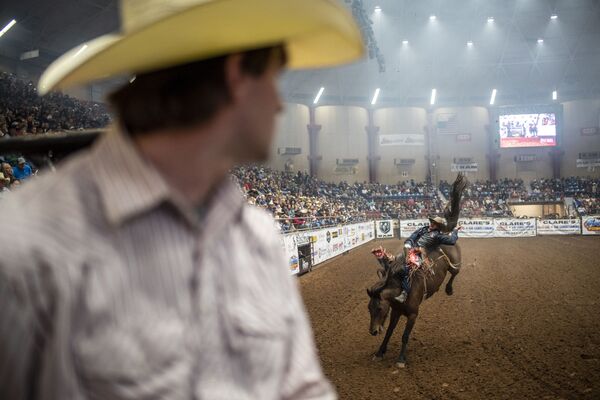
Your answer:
369,259 -> 404,295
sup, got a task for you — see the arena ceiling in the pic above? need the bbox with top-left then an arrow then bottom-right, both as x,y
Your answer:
1,0 -> 600,107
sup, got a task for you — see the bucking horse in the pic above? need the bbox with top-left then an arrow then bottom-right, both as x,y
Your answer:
366,174 -> 468,368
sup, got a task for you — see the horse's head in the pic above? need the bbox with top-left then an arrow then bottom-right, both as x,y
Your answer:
366,287 -> 390,336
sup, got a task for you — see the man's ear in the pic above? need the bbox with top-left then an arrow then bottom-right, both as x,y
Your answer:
224,54 -> 247,103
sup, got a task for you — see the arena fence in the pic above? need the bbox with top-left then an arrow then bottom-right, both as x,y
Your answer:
281,221 -> 375,275
382,215 -> 600,238
281,216 -> 599,275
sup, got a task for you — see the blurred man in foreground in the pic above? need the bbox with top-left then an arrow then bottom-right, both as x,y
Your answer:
0,0 -> 363,398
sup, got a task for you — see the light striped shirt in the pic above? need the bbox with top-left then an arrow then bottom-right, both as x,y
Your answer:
0,130 -> 335,400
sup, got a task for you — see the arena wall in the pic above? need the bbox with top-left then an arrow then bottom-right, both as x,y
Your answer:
432,107 -> 490,182
269,103 -> 310,172
561,99 -> 600,178
315,106 -> 369,183
496,135 -> 554,181
374,107 -> 428,184
268,101 -> 599,183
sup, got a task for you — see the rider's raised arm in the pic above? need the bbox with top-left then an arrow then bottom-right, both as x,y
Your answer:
437,228 -> 459,245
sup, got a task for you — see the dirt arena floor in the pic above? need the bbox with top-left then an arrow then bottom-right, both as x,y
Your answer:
299,237 -> 600,399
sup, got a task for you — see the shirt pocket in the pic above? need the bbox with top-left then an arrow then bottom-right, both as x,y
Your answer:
71,299 -> 189,400
222,295 -> 291,389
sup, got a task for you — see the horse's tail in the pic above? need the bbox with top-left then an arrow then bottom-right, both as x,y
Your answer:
443,173 -> 469,231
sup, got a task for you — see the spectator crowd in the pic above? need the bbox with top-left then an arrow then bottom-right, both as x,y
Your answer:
0,71 -> 110,138
0,156 -> 35,199
1,72 -> 599,224
233,166 -> 444,231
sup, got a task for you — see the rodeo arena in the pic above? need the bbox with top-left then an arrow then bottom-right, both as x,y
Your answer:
1,0 -> 600,399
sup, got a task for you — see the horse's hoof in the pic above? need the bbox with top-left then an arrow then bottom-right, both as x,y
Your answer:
372,355 -> 384,361
445,287 -> 453,296
396,362 -> 406,368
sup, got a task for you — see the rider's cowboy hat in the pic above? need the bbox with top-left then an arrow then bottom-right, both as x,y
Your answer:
38,0 -> 364,94
428,216 -> 447,225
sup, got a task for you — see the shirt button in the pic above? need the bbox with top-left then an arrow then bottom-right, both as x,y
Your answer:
192,248 -> 200,263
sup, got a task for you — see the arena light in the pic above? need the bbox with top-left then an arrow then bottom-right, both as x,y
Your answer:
313,87 -> 325,104
402,39 -> 409,45
490,89 -> 497,105
374,5 -> 381,12
487,16 -> 495,23
467,40 -> 474,47
552,90 -> 558,101
0,19 -> 16,38
429,15 -> 437,21
74,44 -> 88,58
371,88 -> 381,105
430,88 -> 437,105
550,14 -> 558,20
537,38 -> 544,44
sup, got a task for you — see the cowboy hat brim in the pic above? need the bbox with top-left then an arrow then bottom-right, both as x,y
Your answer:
428,216 -> 446,224
38,0 -> 364,94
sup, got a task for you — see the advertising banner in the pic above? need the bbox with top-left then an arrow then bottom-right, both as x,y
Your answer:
281,235 -> 300,275
283,221 -> 375,273
399,219 -> 429,237
379,134 -> 425,146
581,216 -> 600,235
451,163 -> 478,172
437,113 -> 459,134
536,219 -> 581,235
576,159 -> 600,168
457,218 -> 495,238
456,133 -> 471,142
375,220 -> 395,238
493,218 -> 537,237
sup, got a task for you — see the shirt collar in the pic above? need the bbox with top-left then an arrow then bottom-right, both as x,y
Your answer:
89,128 -> 244,232
89,128 -> 172,226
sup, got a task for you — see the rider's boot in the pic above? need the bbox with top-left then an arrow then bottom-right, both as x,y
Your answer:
395,290 -> 408,303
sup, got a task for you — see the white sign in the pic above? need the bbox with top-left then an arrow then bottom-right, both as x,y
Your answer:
436,113 -> 459,134
493,218 -> 537,237
379,134 -> 425,146
581,215 -> 600,235
282,221 -> 375,273
281,235 -> 300,275
536,219 -> 581,235
576,159 -> 600,168
451,163 -> 478,172
375,220 -> 395,238
399,219 -> 429,237
457,218 -> 495,238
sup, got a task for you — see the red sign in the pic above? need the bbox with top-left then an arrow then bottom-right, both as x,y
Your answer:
581,127 -> 599,136
456,133 -> 471,142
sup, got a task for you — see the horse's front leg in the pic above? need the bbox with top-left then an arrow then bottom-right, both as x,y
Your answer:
445,268 -> 459,296
396,313 -> 417,368
373,309 -> 400,361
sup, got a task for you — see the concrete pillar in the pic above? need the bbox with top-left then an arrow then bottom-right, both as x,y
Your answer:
485,124 -> 500,182
307,106 -> 322,177
549,149 -> 564,179
425,110 -> 438,184
365,109 -> 380,183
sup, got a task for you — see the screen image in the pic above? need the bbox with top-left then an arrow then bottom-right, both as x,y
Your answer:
499,113 -> 557,148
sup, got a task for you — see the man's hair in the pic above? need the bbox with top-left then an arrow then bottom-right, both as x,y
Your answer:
108,45 -> 287,137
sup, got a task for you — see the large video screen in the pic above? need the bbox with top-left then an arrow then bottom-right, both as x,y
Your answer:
499,113 -> 557,148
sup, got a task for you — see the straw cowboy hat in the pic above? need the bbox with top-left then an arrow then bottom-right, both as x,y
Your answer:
428,216 -> 447,225
38,0 -> 364,94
